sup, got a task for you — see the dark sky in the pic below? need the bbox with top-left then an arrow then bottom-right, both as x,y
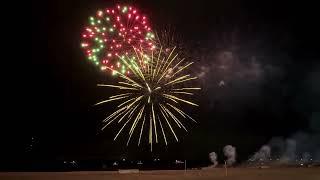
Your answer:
10,0 -> 320,163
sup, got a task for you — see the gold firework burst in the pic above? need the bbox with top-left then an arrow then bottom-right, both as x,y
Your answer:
95,46 -> 200,150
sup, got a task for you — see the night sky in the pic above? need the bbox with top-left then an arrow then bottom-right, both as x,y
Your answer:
9,0 -> 320,164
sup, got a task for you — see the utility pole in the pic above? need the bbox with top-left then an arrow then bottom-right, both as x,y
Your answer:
224,160 -> 228,177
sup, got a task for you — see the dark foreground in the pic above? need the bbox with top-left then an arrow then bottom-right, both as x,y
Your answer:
1,168 -> 319,180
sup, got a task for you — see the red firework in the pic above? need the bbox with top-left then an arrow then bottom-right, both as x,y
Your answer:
80,5 -> 156,74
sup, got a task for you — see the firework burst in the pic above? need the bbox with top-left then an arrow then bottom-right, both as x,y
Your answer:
80,5 -> 156,74
95,47 -> 200,150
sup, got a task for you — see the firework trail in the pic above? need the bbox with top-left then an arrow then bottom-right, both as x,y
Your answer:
155,26 -> 182,49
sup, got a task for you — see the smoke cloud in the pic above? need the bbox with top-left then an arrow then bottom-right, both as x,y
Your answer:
249,145 -> 271,163
247,64 -> 320,165
209,152 -> 218,167
223,145 -> 237,166
248,133 -> 320,165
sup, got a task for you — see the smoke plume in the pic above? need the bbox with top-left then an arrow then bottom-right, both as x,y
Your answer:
249,145 -> 271,163
248,65 -> 320,165
223,145 -> 237,166
209,152 -> 218,167
248,133 -> 320,165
